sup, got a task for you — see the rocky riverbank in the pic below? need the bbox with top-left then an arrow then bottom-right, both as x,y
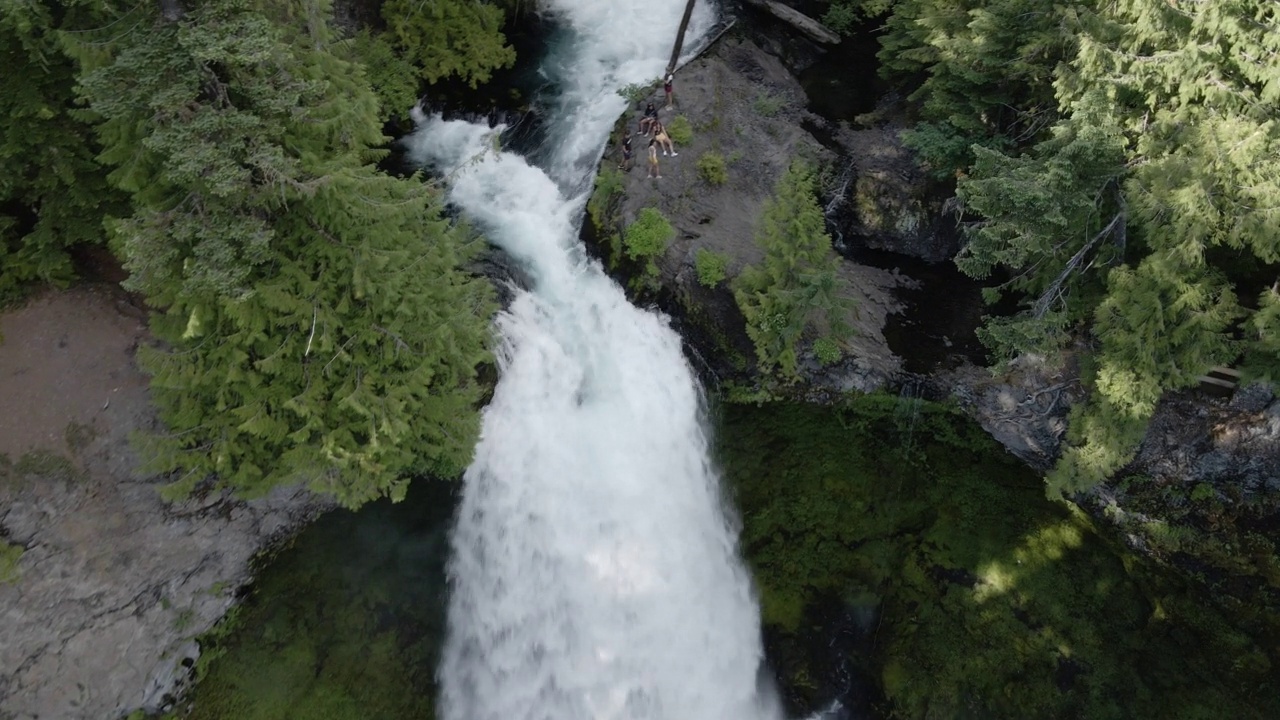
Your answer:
0,286 -> 329,720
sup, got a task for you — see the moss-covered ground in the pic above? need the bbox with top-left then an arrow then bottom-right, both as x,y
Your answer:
716,395 -> 1278,719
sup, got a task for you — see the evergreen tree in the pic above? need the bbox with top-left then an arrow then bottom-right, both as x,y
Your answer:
141,169 -> 494,506
878,0 -> 1083,176
0,3 -> 124,302
952,0 -> 1280,493
1048,256 -> 1241,496
818,0 -> 893,34
956,93 -> 1128,363
71,0 -> 496,507
1247,285 -> 1280,381
381,0 -> 516,87
735,161 -> 854,379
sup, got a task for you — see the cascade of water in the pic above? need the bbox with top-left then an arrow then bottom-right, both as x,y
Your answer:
822,161 -> 856,220
405,2 -> 786,719
893,379 -> 926,451
822,160 -> 857,253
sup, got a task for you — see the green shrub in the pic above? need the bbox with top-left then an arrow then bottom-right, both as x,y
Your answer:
697,152 -> 728,185
588,166 -> 625,235
666,116 -> 693,145
695,249 -> 730,288
617,80 -> 659,104
753,92 -> 785,117
624,208 -> 675,277
0,541 -> 22,584
1191,483 -> 1216,502
14,450 -> 81,480
65,421 -> 97,453
814,337 -> 842,366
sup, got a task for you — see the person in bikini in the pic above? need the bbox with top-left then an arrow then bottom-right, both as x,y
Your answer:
647,139 -> 661,179
653,121 -> 677,156
663,74 -> 674,109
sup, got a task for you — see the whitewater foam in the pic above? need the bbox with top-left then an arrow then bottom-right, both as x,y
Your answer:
406,2 -> 782,718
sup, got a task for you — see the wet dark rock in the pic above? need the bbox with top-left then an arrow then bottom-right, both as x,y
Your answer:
473,245 -> 534,309
938,356 -> 1083,471
1230,381 -> 1275,413
827,125 -> 960,264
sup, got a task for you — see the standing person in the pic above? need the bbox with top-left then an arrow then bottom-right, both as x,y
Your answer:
647,139 -> 661,179
639,102 -> 658,135
663,74 -> 674,109
620,133 -> 634,171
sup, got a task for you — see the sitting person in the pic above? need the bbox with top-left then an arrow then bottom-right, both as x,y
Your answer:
653,122 -> 677,156
638,102 -> 659,135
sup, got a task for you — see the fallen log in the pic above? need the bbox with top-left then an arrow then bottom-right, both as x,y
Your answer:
742,0 -> 841,45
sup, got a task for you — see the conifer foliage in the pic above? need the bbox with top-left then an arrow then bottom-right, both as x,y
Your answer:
942,0 -> 1280,494
956,98 -> 1128,364
877,0 -> 1081,176
0,2 -> 124,303
381,0 -> 516,87
64,0 -> 496,507
735,162 -> 854,379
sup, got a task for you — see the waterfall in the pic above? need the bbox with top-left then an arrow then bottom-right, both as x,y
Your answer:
405,2 -> 784,719
894,379 -> 926,452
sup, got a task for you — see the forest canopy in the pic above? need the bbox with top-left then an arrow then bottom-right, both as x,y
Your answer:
5,0 -> 1278,505
0,0 -> 516,507
822,0 -> 1280,496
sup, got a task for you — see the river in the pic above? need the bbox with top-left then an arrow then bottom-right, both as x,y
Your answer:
404,1 -> 784,719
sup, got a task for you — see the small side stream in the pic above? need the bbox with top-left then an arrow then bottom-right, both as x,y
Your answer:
783,13 -> 1015,376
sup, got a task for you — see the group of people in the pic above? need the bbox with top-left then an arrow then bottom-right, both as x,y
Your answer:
620,74 -> 678,180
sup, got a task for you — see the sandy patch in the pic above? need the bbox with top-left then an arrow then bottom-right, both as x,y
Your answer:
0,285 -> 151,467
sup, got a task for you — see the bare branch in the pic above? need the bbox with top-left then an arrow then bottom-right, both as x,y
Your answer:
304,305 -> 318,357
1032,209 -> 1125,319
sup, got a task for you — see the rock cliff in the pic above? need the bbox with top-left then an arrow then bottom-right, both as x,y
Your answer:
592,32 -> 906,394
0,287 -> 327,720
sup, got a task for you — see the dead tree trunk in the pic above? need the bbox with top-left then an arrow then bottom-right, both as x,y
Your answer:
667,0 -> 698,75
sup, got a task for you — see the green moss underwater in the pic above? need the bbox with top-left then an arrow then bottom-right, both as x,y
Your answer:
179,480 -> 456,720
717,395 -> 1278,719
178,396 -> 1277,720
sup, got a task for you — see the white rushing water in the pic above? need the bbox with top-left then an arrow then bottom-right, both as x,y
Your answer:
407,1 -> 784,718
